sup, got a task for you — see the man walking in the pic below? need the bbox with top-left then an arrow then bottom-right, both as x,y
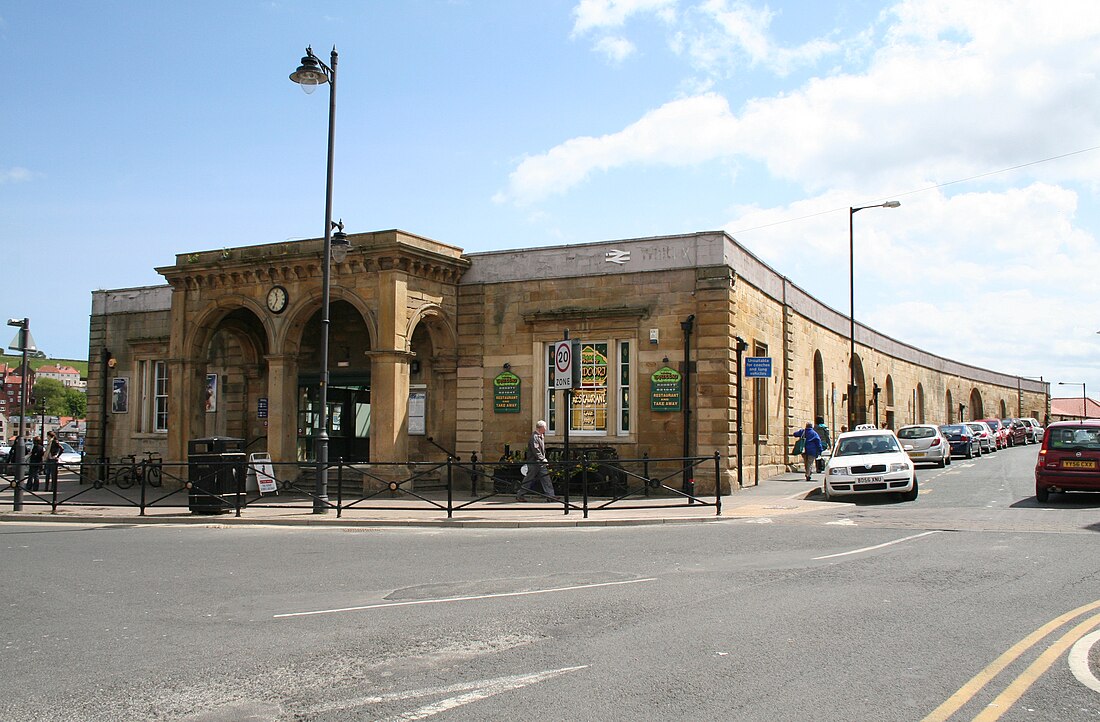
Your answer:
517,420 -> 556,502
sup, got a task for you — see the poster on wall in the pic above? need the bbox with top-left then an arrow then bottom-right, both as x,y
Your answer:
111,377 -> 129,413
408,388 -> 426,435
205,374 -> 218,413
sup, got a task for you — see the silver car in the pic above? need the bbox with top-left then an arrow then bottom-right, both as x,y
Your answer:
966,422 -> 997,454
1020,417 -> 1044,443
897,424 -> 952,468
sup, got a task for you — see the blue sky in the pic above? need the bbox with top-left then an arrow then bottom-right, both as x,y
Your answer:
3,0 -> 1099,404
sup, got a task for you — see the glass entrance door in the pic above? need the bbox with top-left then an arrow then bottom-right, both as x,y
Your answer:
297,379 -> 371,462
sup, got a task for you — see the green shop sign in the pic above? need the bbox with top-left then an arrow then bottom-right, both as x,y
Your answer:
493,370 -> 521,413
650,366 -> 682,412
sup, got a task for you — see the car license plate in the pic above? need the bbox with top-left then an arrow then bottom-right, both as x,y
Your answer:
1062,460 -> 1097,469
855,476 -> 883,484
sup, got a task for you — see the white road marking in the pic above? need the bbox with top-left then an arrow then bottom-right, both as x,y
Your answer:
826,519 -> 856,526
1068,629 -> 1100,694
274,577 -> 657,618
812,530 -> 941,560
303,666 -> 588,719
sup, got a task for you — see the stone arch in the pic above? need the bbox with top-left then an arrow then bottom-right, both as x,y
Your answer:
885,375 -> 896,430
945,388 -> 954,423
916,382 -> 926,424
849,354 -> 867,427
969,388 -> 984,420
405,304 -> 459,460
182,298 -> 270,448
1000,399 -> 1008,418
276,288 -> 377,357
813,351 -> 825,423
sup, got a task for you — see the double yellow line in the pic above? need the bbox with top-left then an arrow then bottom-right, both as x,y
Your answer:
923,598 -> 1100,721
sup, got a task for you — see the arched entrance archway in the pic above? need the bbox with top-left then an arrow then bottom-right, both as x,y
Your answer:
1000,399 -> 1008,418
849,354 -> 867,428
969,388 -> 984,420
294,300 -> 374,462
813,351 -> 825,423
916,383 -> 926,424
406,306 -> 459,461
946,389 -> 954,423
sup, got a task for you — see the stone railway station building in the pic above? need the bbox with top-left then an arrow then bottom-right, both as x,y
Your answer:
86,230 -> 1049,493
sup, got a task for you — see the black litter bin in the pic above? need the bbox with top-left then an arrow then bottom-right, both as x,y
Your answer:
188,437 -> 247,514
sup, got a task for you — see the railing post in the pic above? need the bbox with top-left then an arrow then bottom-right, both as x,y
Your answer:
582,453 -> 589,519
714,450 -> 722,516
643,452 -> 650,498
235,459 -> 244,517
336,458 -> 344,518
447,456 -> 454,518
470,451 -> 479,496
139,458 -> 147,516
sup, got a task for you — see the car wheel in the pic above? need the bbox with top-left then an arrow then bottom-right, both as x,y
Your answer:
1036,485 -> 1050,503
965,446 -> 973,459
945,454 -> 952,466
902,476 -> 919,502
937,456 -> 946,468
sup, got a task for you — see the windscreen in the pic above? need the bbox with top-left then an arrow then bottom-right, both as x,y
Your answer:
1048,427 -> 1100,451
835,434 -> 900,456
898,427 -> 935,439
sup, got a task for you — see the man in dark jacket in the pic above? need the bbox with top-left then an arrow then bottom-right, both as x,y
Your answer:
27,436 -> 44,491
516,420 -> 556,502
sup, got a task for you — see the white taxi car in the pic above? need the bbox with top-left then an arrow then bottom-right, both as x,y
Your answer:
823,429 -> 918,502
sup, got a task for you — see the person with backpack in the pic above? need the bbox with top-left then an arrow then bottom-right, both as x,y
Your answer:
792,422 -> 825,481
27,436 -> 44,491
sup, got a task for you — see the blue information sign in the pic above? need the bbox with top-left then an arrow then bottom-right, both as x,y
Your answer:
745,357 -> 773,378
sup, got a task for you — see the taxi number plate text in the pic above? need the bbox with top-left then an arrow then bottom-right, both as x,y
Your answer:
855,476 -> 884,484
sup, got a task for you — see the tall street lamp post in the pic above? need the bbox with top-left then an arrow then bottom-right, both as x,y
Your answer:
1057,381 -> 1087,419
848,201 -> 900,430
290,46 -> 351,514
7,318 -> 32,511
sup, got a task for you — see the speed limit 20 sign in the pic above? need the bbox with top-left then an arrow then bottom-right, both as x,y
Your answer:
553,339 -> 581,389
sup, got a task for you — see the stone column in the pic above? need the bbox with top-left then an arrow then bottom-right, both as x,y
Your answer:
264,354 -> 297,463
369,350 -> 413,462
692,266 -> 737,494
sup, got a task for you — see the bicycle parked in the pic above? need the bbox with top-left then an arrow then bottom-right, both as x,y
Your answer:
112,452 -> 163,489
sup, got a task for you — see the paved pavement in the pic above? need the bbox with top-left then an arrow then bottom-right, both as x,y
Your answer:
0,471 -> 823,528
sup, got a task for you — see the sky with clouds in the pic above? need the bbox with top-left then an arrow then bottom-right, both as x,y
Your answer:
2,0 -> 1098,405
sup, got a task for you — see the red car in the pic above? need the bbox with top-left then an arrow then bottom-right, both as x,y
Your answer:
1035,420 -> 1100,502
1003,419 -> 1028,446
979,419 -> 1009,449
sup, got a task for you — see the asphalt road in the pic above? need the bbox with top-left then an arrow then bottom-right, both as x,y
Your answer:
1,444 -> 1098,721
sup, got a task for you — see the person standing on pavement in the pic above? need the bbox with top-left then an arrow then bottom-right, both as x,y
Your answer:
517,420 -> 556,502
792,422 -> 824,481
27,436 -> 44,491
813,417 -> 832,473
43,431 -> 62,492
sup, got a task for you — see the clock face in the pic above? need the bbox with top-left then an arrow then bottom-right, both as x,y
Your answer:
266,286 -> 288,314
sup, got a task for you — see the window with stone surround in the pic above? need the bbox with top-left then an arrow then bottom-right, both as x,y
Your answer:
545,340 -> 631,437
137,359 -> 169,433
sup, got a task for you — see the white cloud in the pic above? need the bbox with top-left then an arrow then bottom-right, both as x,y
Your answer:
1,167 -> 32,183
572,0 -> 678,36
594,35 -> 637,63
501,0 -> 1100,206
493,93 -> 739,205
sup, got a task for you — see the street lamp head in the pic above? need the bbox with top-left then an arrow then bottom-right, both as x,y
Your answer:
330,219 -> 350,263
882,201 -> 901,208
290,47 -> 328,94
7,318 -> 25,327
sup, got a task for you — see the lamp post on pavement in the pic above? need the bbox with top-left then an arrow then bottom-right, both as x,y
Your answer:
848,201 -> 900,430
290,45 -> 352,514
7,318 -> 33,511
1057,381 -> 1087,420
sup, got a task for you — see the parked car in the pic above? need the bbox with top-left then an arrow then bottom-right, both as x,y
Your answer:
1022,417 -> 1044,443
1002,419 -> 1027,446
823,429 -> 918,501
1035,420 -> 1100,502
58,442 -> 82,465
979,419 -> 1009,449
940,424 -> 979,458
897,424 -> 952,468
966,422 -> 997,454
